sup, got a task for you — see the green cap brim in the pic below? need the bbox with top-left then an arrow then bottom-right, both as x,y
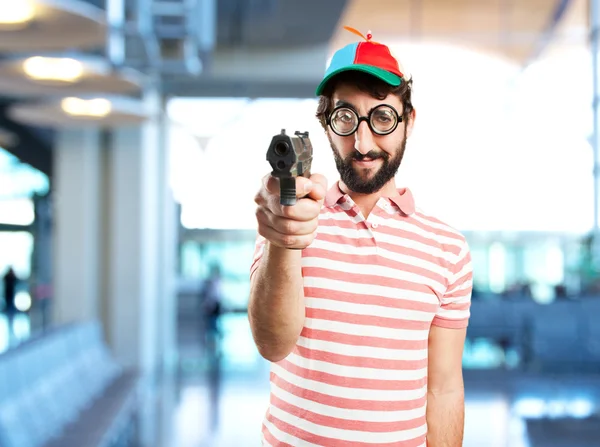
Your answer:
315,64 -> 402,96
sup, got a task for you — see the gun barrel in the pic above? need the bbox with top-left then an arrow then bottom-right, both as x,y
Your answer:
274,141 -> 289,156
266,129 -> 313,206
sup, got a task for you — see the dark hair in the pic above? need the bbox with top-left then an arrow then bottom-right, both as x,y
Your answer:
315,71 -> 414,129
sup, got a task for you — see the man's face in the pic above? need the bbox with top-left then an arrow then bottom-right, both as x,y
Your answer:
327,82 -> 414,195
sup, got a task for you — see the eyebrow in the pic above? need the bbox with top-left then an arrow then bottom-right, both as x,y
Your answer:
334,100 -> 384,115
334,100 -> 356,109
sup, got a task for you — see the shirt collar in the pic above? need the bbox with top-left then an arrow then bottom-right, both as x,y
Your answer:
324,181 -> 416,216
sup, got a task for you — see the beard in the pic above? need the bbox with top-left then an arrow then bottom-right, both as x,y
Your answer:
330,134 -> 407,194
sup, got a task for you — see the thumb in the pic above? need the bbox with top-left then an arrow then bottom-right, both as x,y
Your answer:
305,173 -> 328,202
309,173 -> 328,192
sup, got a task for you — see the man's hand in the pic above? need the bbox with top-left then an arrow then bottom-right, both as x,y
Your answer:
254,173 -> 328,250
249,172 -> 327,361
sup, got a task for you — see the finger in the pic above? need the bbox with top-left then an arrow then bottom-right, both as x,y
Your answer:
263,174 -> 280,196
296,173 -> 327,202
270,196 -> 322,221
255,174 -> 274,206
254,186 -> 266,206
257,223 -> 315,250
305,176 -> 327,202
294,176 -> 314,198
309,173 -> 328,192
264,175 -> 314,200
256,207 -> 318,236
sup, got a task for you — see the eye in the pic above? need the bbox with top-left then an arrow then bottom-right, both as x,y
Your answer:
373,109 -> 394,123
330,107 -> 358,135
371,106 -> 397,133
334,108 -> 355,123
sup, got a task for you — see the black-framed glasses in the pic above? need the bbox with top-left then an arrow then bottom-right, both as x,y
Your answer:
327,104 -> 402,137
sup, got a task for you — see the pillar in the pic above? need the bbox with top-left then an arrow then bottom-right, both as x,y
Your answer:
156,95 -> 179,375
51,90 -> 178,380
52,129 -> 102,324
591,0 -> 600,267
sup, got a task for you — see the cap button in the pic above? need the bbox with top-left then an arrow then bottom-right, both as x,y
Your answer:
366,31 -> 372,41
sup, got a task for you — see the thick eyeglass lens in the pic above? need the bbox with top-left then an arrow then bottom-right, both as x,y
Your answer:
330,107 -> 357,135
330,105 -> 399,136
370,105 -> 397,134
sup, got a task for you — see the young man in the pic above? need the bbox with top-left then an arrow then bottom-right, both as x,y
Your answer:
250,29 -> 473,447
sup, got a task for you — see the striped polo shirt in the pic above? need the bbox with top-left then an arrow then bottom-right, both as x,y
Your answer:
250,181 -> 473,447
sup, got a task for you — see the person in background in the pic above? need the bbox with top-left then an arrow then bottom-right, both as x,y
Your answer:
199,262 -> 224,433
2,267 -> 18,332
200,263 -> 224,354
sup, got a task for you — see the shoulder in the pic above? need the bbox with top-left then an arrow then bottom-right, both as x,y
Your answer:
411,206 -> 470,258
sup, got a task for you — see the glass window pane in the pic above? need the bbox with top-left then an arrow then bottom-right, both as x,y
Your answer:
0,199 -> 35,225
0,147 -> 49,199
0,231 -> 33,278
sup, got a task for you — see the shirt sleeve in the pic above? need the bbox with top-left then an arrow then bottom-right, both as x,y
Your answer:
249,233 -> 267,280
432,237 -> 473,329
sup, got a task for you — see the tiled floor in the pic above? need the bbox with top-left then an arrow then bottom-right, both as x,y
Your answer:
0,312 -> 32,353
151,364 -> 600,447
3,311 -> 599,446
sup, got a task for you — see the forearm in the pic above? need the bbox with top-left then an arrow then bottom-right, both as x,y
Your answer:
426,389 -> 465,447
248,242 -> 305,362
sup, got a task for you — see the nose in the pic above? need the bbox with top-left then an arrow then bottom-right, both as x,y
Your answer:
354,120 -> 375,155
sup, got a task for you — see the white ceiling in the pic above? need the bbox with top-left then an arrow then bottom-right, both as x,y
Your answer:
0,0 -> 106,52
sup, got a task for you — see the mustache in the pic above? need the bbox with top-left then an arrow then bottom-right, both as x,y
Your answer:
348,150 -> 388,161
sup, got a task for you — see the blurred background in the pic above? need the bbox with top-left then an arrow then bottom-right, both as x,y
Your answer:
0,0 -> 599,446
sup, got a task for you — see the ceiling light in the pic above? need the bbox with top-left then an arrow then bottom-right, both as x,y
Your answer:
23,57 -> 84,83
61,97 -> 112,118
0,0 -> 35,29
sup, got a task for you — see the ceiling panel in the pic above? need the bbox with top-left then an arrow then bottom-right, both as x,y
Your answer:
217,0 -> 349,47
330,0 -> 583,65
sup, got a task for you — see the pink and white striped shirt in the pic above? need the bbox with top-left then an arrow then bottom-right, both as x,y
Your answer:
250,181 -> 473,447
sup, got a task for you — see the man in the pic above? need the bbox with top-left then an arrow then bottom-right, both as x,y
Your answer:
250,28 -> 473,447
3,267 -> 18,335
3,267 -> 17,315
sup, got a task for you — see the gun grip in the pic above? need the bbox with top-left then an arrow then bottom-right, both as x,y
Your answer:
280,177 -> 297,206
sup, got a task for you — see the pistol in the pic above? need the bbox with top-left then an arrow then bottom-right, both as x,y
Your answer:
266,129 -> 313,206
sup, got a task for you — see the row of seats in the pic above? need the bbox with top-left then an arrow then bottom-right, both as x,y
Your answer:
0,320 -> 139,447
468,298 -> 600,369
526,416 -> 600,446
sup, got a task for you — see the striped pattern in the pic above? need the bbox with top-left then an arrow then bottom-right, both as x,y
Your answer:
250,186 -> 473,446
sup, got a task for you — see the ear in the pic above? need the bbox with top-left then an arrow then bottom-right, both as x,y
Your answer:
405,108 -> 417,138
